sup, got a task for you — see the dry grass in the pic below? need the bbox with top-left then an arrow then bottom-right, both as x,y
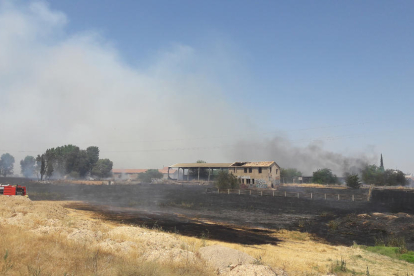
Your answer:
281,183 -> 348,189
0,197 -> 213,276
92,209 -> 414,276
55,180 -> 107,185
1,197 -> 414,275
176,228 -> 414,275
0,224 -> 211,276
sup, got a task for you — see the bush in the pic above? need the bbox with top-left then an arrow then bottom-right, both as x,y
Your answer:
68,171 -> 80,179
361,165 -> 408,186
312,168 -> 338,184
138,169 -> 163,183
91,159 -> 113,178
215,171 -> 239,189
345,174 -> 361,189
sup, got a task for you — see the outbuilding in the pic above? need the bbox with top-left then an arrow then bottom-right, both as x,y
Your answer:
168,161 -> 280,188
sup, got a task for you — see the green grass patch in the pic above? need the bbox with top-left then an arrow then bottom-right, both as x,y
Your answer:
364,246 -> 414,264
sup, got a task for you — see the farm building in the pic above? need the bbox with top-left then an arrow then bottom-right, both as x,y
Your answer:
168,161 -> 280,188
112,167 -> 177,180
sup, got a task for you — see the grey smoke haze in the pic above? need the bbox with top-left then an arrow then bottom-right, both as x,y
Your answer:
0,1 -> 378,173
0,1 -> 254,168
226,137 -> 377,175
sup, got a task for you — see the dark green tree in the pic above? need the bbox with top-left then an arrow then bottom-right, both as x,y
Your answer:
61,145 -> 80,175
345,174 -> 361,189
35,155 -> 46,180
312,168 -> 338,184
46,162 -> 54,179
75,150 -> 91,178
0,153 -> 15,177
379,154 -> 384,172
44,148 -> 56,179
360,164 -> 407,186
383,169 -> 407,186
360,164 -> 382,185
138,169 -> 163,183
20,156 -> 36,178
91,159 -> 113,178
215,170 -> 239,189
86,146 -> 100,170
36,145 -> 109,179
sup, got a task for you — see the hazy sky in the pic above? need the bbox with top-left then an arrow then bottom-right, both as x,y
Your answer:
1,1 -> 413,174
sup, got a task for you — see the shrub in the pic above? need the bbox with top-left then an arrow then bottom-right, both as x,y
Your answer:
138,169 -> 163,183
215,171 -> 239,189
346,174 -> 361,189
328,220 -> 339,231
361,164 -> 408,186
312,168 -> 338,184
68,171 -> 80,179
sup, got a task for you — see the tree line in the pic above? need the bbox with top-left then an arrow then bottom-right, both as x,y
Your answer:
281,156 -> 409,189
0,145 -> 113,179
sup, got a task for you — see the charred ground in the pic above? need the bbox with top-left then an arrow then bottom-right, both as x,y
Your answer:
2,177 -> 414,249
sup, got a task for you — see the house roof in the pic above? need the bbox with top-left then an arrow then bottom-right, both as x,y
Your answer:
169,163 -> 233,168
169,161 -> 280,168
230,161 -> 279,168
159,167 -> 177,174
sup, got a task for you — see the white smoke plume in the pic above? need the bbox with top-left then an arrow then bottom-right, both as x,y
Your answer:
0,1 -> 254,169
0,1 -> 377,174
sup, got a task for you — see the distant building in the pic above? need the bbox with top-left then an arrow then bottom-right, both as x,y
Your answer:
405,174 -> 414,183
168,161 -> 281,188
112,167 -> 177,181
228,161 -> 281,188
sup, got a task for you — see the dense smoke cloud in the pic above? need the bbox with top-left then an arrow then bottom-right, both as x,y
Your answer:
225,137 -> 377,175
0,1 -> 377,173
0,1 -> 253,168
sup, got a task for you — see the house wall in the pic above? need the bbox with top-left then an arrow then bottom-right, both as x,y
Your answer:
229,163 -> 280,187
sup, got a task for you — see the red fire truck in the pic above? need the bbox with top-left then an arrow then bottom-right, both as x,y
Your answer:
0,185 -> 27,196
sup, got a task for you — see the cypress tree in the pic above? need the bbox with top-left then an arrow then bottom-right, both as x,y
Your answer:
379,154 -> 384,171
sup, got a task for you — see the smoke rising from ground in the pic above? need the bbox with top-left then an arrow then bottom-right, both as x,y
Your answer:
226,137 -> 377,175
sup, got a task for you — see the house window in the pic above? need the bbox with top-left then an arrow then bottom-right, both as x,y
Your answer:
252,179 -> 255,184
242,178 -> 245,184
259,167 -> 262,174
249,168 -> 252,173
246,179 -> 251,184
244,168 -> 247,173
276,169 -> 278,174
270,167 -> 272,173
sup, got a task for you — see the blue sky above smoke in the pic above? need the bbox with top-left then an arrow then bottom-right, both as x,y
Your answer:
50,1 -> 414,132
2,1 -> 414,173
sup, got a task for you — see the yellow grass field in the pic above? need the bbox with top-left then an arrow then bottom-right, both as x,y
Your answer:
1,197 -> 413,275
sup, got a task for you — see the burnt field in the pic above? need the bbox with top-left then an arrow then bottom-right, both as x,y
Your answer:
2,177 -> 414,249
